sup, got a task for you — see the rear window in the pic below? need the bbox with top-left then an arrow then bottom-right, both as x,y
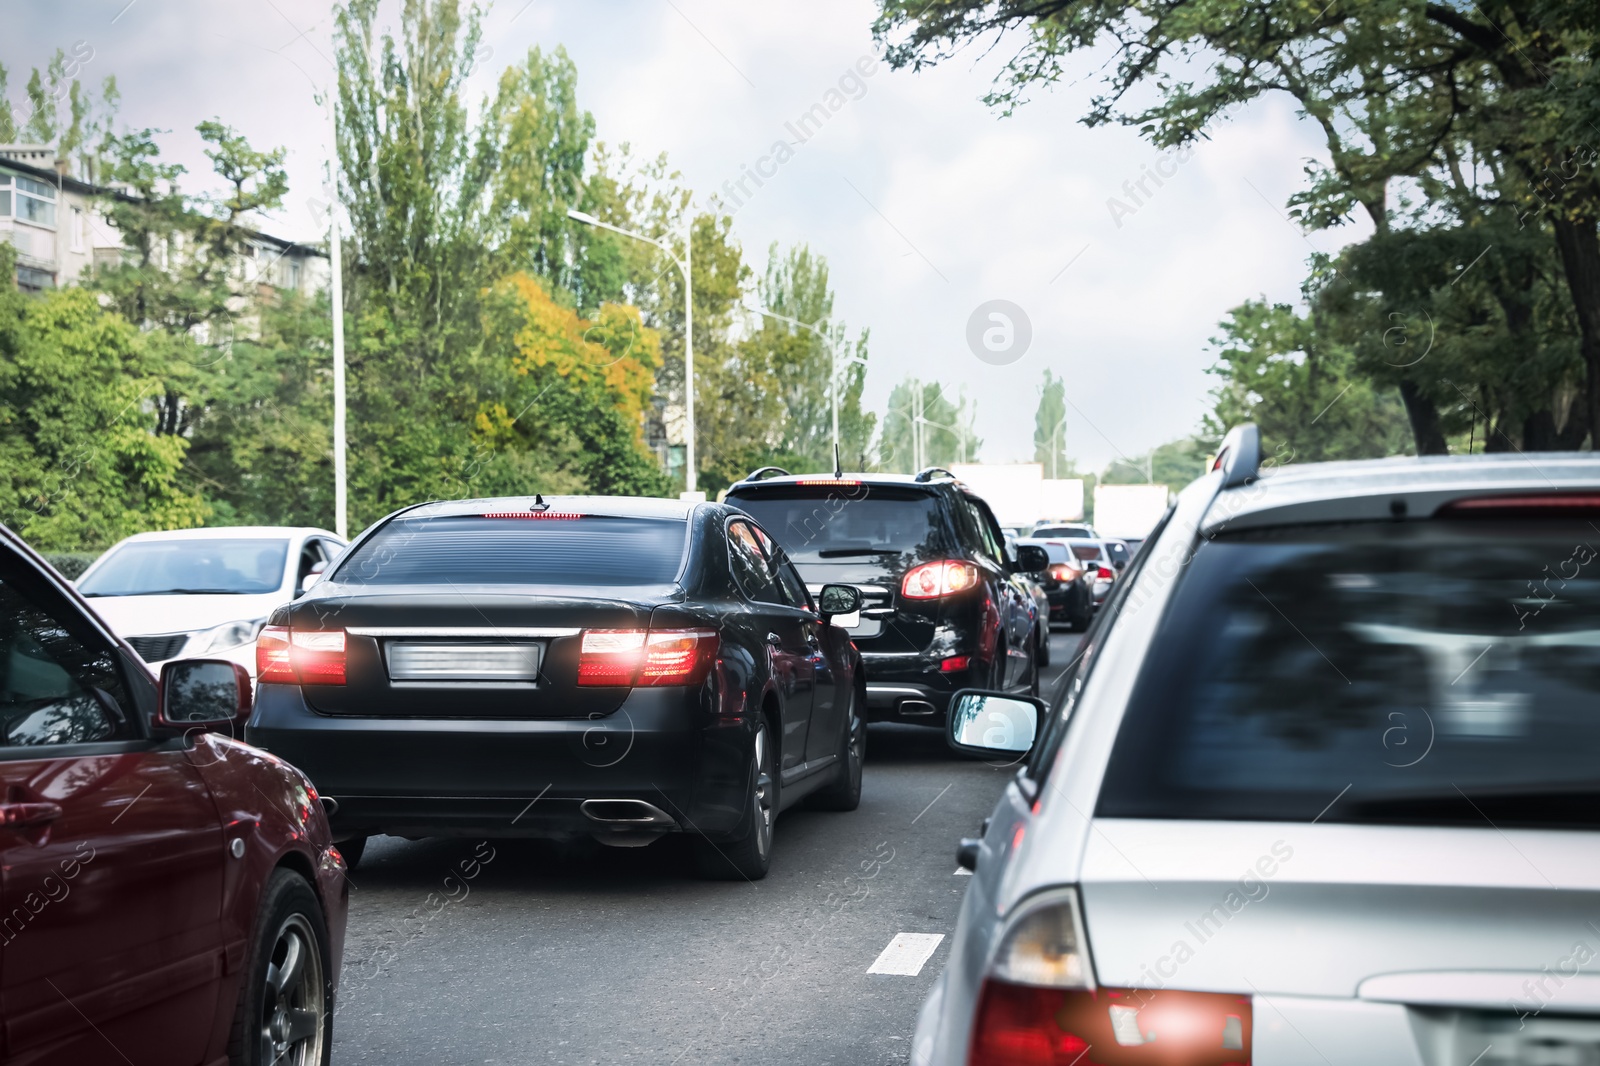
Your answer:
1098,519 -> 1600,829
333,514 -> 688,586
1070,544 -> 1102,561
727,487 -> 948,562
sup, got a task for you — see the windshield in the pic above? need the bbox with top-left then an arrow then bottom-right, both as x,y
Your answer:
78,538 -> 290,596
334,514 -> 688,586
728,488 -> 948,563
1098,519 -> 1600,828
1035,526 -> 1091,538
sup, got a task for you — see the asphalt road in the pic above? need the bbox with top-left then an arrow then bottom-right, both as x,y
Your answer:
332,630 -> 1083,1065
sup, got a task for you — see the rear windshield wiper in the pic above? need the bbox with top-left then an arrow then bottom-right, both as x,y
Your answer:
816,548 -> 902,558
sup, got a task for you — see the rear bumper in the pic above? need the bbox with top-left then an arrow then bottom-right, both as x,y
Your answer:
247,683 -> 752,840
861,652 -> 987,724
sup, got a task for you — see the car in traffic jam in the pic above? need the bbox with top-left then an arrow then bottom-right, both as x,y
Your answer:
9,0 -> 1592,1059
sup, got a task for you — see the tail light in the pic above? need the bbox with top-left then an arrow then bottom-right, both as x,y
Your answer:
1047,564 -> 1079,582
1096,566 -> 1114,580
255,626 -> 347,685
970,891 -> 1251,1065
577,628 -> 719,687
902,560 -> 979,599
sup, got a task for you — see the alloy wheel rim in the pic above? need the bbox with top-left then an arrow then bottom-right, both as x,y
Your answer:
754,725 -> 773,859
259,913 -> 325,1066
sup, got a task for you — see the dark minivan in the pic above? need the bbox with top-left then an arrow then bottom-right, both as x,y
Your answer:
725,468 -> 1047,724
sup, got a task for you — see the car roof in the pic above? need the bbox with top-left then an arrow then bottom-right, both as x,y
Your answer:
398,495 -> 697,521
113,525 -> 342,543
1203,452 -> 1600,534
728,473 -> 949,492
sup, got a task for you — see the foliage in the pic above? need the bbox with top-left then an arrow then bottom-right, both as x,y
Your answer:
0,246 -> 205,550
873,0 -> 1600,456
880,379 -> 979,472
1031,370 -> 1069,477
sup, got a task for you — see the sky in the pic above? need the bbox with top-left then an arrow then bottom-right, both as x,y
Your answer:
5,0 -> 1369,475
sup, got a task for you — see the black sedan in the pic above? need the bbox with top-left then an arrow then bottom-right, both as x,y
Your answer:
246,496 -> 865,880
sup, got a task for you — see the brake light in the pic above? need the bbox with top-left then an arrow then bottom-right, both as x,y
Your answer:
940,655 -> 971,673
577,628 -> 719,687
257,625 -> 294,682
1438,493 -> 1600,515
254,626 -> 346,685
972,983 -> 1252,1064
480,511 -> 583,519
796,478 -> 862,486
1047,564 -> 1077,582
1096,566 -> 1114,580
294,630 -> 347,685
902,560 -> 978,599
969,891 -> 1252,1064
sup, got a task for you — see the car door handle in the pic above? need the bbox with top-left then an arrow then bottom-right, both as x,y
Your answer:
0,801 -> 62,828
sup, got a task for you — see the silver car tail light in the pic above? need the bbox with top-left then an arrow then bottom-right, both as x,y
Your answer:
970,889 -> 1252,1064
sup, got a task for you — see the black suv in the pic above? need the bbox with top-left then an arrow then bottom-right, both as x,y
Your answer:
725,467 -> 1047,724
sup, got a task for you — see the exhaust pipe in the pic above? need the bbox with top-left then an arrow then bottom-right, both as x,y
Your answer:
898,700 -> 937,716
580,799 -> 677,827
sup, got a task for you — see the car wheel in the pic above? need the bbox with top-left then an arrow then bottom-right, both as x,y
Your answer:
228,869 -> 332,1066
987,638 -> 1007,690
337,834 -> 367,871
1036,621 -> 1051,667
693,718 -> 775,880
810,686 -> 865,811
1026,634 -> 1041,698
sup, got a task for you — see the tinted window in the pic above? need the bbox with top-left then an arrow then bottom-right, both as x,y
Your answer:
1036,526 -> 1091,538
729,488 -> 948,563
755,527 -> 811,609
336,514 -> 688,586
963,497 -> 1004,563
1070,544 -> 1102,561
728,520 -> 783,604
1098,519 -> 1600,828
1,559 -> 135,747
1105,541 -> 1130,564
79,538 -> 290,596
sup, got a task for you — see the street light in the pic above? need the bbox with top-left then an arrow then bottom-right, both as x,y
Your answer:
1044,413 -> 1068,480
751,306 -> 867,461
567,208 -> 699,499
914,413 -> 973,464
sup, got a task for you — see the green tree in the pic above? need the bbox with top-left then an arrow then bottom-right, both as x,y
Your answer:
880,379 -> 978,472
0,245 -> 205,549
1203,298 -> 1413,463
873,0 -> 1600,452
1032,369 -> 1068,478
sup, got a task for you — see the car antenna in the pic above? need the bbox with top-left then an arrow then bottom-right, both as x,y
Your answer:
833,443 -> 842,479
531,494 -> 548,513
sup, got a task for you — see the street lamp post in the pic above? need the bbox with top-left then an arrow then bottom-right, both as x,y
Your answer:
914,413 -> 972,464
751,306 -> 867,462
328,98 -> 348,539
567,209 -> 698,498
1047,413 -> 1068,480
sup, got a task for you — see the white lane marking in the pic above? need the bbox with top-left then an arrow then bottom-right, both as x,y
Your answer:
954,868 -> 972,876
868,933 -> 945,976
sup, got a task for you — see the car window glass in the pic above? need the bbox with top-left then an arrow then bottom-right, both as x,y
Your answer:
1071,544 -> 1103,561
728,521 -> 784,605
1098,515 -> 1600,828
756,527 -> 811,610
0,560 -> 137,747
971,498 -> 1007,563
1027,506 -> 1176,788
962,499 -> 1002,563
296,543 -> 321,584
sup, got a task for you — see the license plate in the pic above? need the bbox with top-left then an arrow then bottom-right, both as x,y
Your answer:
385,642 -> 541,681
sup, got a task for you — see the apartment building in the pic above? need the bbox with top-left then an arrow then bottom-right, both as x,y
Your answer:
0,144 -> 328,297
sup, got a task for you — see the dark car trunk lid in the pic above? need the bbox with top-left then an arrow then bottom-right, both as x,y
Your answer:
288,586 -> 664,718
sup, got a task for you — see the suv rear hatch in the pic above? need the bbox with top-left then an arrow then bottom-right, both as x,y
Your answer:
726,483 -> 952,651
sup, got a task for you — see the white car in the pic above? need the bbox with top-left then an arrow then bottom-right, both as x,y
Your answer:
917,425 -> 1600,1065
75,526 -> 346,676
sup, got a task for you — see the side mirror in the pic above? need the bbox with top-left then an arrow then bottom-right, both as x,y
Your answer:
1014,545 -> 1050,574
157,659 -> 253,732
947,688 -> 1044,756
817,583 -> 862,626
298,561 -> 328,596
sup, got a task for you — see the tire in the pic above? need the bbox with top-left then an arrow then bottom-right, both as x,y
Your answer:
337,835 -> 367,871
693,719 -> 775,880
810,686 -> 864,811
228,869 -> 332,1066
1035,621 -> 1051,667
1027,639 -> 1041,697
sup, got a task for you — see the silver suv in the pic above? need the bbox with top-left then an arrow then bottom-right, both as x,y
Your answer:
916,425 -> 1600,1066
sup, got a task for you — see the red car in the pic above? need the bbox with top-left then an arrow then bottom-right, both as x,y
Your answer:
0,525 -> 347,1066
